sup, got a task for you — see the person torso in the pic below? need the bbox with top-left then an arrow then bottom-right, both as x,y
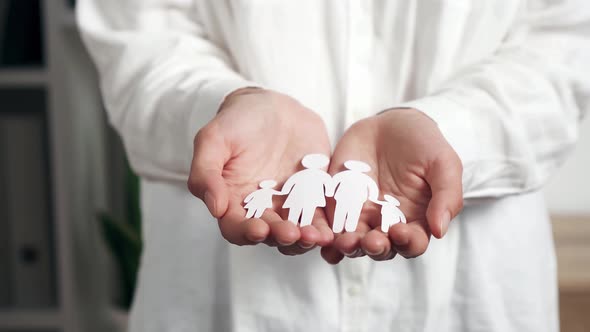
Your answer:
128,2 -> 558,331
193,0 -> 522,143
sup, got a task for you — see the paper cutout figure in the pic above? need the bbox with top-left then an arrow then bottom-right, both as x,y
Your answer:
327,160 -> 379,233
243,157 -> 405,234
372,194 -> 407,232
281,154 -> 332,226
243,180 -> 282,219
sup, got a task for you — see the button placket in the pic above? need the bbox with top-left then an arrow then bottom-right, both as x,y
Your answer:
345,0 -> 374,125
340,2 -> 374,331
340,258 -> 371,332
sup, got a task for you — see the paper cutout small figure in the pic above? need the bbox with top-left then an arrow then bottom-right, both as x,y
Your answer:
281,154 -> 332,226
372,194 -> 407,232
243,179 -> 282,219
327,160 -> 379,233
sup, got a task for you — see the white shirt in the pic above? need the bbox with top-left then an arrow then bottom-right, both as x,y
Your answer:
77,1 -> 590,331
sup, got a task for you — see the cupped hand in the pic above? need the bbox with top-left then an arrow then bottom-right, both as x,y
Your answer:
188,88 -> 334,255
321,108 -> 463,264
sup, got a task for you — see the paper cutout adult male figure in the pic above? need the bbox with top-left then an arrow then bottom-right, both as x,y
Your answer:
327,160 -> 379,233
244,180 -> 282,219
372,194 -> 407,232
281,154 -> 332,226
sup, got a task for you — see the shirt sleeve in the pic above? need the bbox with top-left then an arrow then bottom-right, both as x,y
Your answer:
77,0 -> 258,182
401,0 -> 590,200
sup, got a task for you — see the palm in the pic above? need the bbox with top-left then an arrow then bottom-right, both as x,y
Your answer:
352,154 -> 431,238
190,90 -> 333,253
368,123 -> 433,232
322,109 -> 462,263
218,94 -> 331,217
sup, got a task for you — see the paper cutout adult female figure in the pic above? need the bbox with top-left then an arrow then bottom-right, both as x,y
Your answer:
281,154 -> 332,226
327,160 -> 379,233
372,194 -> 407,232
244,180 -> 282,219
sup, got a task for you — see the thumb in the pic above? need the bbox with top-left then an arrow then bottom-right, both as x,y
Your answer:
187,126 -> 230,219
425,153 -> 463,239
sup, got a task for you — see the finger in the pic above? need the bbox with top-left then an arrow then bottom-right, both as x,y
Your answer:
361,229 -> 396,261
425,154 -> 463,238
275,222 -> 325,256
333,222 -> 371,258
188,125 -> 231,218
298,226 -> 320,248
261,210 -> 300,246
278,243 -> 316,256
219,203 -> 270,245
388,220 -> 430,258
321,246 -> 345,265
310,209 -> 334,247
277,214 -> 323,256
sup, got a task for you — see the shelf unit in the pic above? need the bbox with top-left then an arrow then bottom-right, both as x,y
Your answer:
0,69 -> 48,86
0,310 -> 61,330
0,1 -> 124,331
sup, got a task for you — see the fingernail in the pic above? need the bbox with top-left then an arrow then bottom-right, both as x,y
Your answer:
342,249 -> 354,256
440,211 -> 451,237
298,241 -> 315,249
391,235 -> 409,247
204,191 -> 217,217
277,238 -> 297,246
343,248 -> 361,257
247,233 -> 266,243
366,247 -> 385,256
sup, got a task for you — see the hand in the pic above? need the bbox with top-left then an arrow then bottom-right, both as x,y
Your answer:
321,108 -> 463,263
188,88 -> 334,255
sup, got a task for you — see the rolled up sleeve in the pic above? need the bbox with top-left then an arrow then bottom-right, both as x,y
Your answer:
77,0 -> 258,182
402,0 -> 590,199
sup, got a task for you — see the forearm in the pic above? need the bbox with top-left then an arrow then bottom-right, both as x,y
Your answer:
399,0 -> 590,199
78,0 -> 257,182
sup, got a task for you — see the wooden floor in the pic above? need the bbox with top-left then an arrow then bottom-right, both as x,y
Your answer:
553,216 -> 590,332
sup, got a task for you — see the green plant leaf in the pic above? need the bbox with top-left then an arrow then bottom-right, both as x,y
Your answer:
126,166 -> 141,234
97,161 -> 143,309
98,212 -> 141,308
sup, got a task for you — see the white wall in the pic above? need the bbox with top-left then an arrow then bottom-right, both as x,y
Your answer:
544,117 -> 590,215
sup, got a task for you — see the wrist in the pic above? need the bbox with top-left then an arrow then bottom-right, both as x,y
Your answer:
378,106 -> 416,115
219,87 -> 266,112
376,107 -> 437,127
378,107 -> 433,122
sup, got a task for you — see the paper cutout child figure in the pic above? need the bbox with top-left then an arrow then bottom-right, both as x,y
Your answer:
243,180 -> 282,219
372,194 -> 407,232
281,154 -> 332,226
327,160 -> 379,233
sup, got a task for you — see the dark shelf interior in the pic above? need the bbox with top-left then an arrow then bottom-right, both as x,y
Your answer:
0,0 -> 44,68
0,330 -> 59,332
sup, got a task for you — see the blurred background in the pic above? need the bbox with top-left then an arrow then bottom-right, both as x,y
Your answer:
0,1 -> 588,331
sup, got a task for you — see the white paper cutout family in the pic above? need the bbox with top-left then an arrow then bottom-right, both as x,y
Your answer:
243,154 -> 406,233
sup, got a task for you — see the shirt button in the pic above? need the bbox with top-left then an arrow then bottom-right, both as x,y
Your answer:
347,285 -> 361,297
